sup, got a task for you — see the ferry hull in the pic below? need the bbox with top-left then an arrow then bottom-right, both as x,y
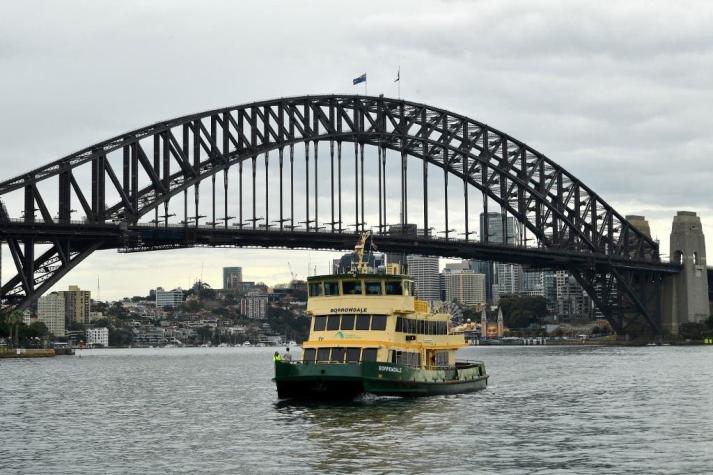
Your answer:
274,361 -> 488,400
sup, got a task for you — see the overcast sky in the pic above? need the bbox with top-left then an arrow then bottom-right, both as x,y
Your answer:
1,0 -> 712,300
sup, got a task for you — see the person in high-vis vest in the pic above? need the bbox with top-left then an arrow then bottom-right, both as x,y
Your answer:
273,351 -> 282,362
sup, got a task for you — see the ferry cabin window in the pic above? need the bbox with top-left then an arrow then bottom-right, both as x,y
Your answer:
324,281 -> 340,296
346,348 -> 361,362
303,348 -> 316,362
342,280 -> 363,295
317,348 -> 330,362
391,351 -> 419,367
313,316 -> 327,331
361,348 -> 378,362
370,315 -> 387,331
402,281 -> 413,296
331,347 -> 346,363
384,281 -> 402,295
365,281 -> 382,295
340,314 -> 355,330
355,315 -> 371,330
309,282 -> 323,296
327,315 -> 340,331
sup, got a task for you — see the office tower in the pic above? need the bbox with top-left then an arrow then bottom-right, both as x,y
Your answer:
444,271 -> 486,306
63,285 -> 91,325
406,255 -> 440,302
223,267 -> 243,290
37,292 -> 66,337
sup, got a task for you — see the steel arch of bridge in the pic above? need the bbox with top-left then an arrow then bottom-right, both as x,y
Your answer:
0,95 -> 673,334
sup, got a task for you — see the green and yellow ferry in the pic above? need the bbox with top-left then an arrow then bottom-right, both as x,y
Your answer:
274,235 -> 488,400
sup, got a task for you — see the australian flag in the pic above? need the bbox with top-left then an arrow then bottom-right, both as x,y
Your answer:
353,73 -> 367,85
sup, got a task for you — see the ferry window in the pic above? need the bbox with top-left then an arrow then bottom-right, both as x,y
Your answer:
303,348 -> 316,362
309,282 -> 323,297
342,280 -> 363,295
384,281 -> 402,295
395,317 -> 404,332
341,314 -> 355,330
355,315 -> 371,330
418,320 -> 426,334
324,281 -> 340,296
361,348 -> 378,362
313,316 -> 326,331
409,282 -> 415,295
365,281 -> 382,295
327,315 -> 341,331
438,322 -> 447,335
346,348 -> 361,362
370,315 -> 387,331
317,348 -> 331,362
331,347 -> 346,363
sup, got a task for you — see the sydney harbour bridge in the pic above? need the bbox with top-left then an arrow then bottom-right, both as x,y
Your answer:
0,95 -> 705,336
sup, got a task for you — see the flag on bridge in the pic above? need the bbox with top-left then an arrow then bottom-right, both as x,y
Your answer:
353,73 -> 367,85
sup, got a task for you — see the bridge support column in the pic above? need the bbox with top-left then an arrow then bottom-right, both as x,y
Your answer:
662,211 -> 709,335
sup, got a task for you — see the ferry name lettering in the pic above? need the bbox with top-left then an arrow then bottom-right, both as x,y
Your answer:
329,307 -> 367,313
378,365 -> 402,373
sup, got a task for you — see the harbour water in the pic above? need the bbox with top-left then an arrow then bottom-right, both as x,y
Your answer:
1,345 -> 712,474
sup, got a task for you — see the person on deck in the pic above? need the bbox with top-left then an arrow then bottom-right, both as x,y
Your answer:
282,347 -> 293,362
273,351 -> 282,362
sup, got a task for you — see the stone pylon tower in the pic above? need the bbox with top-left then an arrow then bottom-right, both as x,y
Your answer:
480,307 -> 487,338
662,211 -> 709,334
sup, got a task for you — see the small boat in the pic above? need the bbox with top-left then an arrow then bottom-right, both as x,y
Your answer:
274,233 -> 488,400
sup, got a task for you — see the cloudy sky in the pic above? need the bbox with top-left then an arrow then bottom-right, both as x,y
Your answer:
1,0 -> 712,300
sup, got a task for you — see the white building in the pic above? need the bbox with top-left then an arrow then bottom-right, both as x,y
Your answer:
240,289 -> 268,319
495,263 -> 523,297
86,327 -> 109,347
155,287 -> 184,308
37,292 -> 66,337
445,271 -> 486,307
406,255 -> 440,302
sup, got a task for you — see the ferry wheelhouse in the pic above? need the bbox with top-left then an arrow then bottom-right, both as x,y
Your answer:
274,235 -> 488,400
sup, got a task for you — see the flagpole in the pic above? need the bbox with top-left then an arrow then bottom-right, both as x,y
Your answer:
397,65 -> 401,100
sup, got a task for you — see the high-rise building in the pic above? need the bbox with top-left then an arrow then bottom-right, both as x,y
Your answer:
444,271 -> 486,306
62,285 -> 91,326
520,270 -> 544,297
37,292 -> 66,337
241,288 -> 268,319
155,287 -> 184,308
479,212 -> 524,302
406,255 -> 440,302
386,224 -> 418,270
555,271 -> 592,320
223,267 -> 243,290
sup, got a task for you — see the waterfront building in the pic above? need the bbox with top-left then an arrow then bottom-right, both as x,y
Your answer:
444,270 -> 486,306
63,285 -> 91,325
223,267 -> 243,290
86,327 -> 109,347
406,255 -> 441,302
240,288 -> 269,319
155,287 -> 184,308
37,292 -> 66,337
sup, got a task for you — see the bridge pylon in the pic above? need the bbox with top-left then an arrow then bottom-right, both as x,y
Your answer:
662,211 -> 709,335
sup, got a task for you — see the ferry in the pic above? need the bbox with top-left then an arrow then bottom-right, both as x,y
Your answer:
274,234 -> 488,400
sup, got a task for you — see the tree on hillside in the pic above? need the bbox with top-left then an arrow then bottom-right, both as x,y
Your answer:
498,295 -> 548,329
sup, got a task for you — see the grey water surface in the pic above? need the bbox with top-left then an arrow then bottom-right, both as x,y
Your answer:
1,345 -> 712,474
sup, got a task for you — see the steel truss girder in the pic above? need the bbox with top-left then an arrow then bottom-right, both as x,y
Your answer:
0,95 -> 662,325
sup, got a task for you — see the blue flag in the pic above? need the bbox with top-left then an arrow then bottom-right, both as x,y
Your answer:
353,73 -> 367,85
